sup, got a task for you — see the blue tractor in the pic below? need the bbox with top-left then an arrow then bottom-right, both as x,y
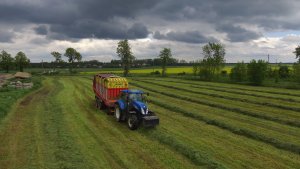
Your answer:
114,90 -> 159,130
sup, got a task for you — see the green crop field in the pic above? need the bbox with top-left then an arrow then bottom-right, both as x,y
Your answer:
0,76 -> 300,169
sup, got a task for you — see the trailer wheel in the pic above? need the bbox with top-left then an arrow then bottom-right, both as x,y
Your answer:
127,114 -> 139,130
114,105 -> 123,122
95,96 -> 99,108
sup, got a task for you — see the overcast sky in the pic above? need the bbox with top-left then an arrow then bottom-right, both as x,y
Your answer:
0,0 -> 300,63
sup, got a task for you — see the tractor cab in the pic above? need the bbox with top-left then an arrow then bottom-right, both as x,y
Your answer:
120,90 -> 147,103
114,90 -> 159,130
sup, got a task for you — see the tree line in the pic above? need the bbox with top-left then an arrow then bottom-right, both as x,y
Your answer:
0,51 -> 30,72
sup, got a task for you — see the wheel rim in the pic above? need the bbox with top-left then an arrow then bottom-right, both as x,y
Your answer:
115,107 -> 120,119
128,118 -> 133,127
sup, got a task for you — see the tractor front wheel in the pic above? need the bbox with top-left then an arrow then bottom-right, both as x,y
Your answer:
114,105 -> 123,122
127,114 -> 139,130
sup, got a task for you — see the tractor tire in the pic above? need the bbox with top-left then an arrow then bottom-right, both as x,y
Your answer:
127,114 -> 139,130
114,105 -> 123,122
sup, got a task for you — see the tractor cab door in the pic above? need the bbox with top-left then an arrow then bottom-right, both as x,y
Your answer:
117,92 -> 128,111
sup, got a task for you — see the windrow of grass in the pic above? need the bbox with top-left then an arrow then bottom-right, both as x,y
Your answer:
129,81 -> 300,154
130,81 -> 300,128
134,79 -> 300,112
146,104 -> 300,169
142,78 -> 300,103
77,77 -> 300,168
139,78 -> 300,97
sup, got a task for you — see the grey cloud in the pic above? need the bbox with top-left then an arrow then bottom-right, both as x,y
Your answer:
0,29 -> 15,43
154,31 -> 216,44
216,24 -> 262,42
0,0 -> 299,43
34,25 -> 48,35
48,20 -> 150,40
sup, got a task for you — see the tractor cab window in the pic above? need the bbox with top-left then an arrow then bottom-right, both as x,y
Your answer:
129,93 -> 143,102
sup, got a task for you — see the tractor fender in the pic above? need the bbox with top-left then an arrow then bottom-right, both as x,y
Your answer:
116,100 -> 125,110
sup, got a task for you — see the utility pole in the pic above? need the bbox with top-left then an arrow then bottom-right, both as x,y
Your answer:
267,54 -> 270,63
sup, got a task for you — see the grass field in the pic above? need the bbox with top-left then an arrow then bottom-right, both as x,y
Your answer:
0,76 -> 299,169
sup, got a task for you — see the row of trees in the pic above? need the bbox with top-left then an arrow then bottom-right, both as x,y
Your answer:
50,48 -> 82,73
116,39 -> 174,76
229,45 -> 300,85
0,51 -> 30,72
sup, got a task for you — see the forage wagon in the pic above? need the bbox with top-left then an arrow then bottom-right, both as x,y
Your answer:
93,74 -> 159,130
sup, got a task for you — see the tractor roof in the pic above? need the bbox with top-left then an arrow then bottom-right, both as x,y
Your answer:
121,89 -> 144,94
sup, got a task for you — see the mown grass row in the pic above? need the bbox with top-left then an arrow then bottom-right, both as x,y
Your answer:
152,78 -> 300,103
142,129 -> 227,169
42,78 -> 92,169
143,78 -> 300,97
189,85 -> 300,103
142,94 -> 300,154
131,82 -> 300,128
134,79 -> 300,112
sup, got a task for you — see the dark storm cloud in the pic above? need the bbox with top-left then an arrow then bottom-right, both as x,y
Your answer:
216,24 -> 262,42
34,25 -> 48,35
154,31 -> 217,44
0,0 -> 299,43
48,20 -> 149,40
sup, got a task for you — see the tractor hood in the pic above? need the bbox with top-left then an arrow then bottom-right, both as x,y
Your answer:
132,100 -> 148,114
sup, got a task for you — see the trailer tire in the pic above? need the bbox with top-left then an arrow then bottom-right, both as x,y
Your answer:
114,105 -> 123,122
127,114 -> 139,130
95,96 -> 99,108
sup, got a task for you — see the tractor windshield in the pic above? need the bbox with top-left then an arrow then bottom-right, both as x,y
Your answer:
129,93 -> 144,102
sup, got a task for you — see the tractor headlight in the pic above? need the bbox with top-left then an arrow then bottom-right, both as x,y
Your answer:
141,108 -> 145,114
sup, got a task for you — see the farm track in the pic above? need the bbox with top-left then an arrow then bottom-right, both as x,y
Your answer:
0,76 -> 300,169
129,81 -> 300,154
130,81 -> 300,128
141,78 -> 300,98
134,79 -> 300,112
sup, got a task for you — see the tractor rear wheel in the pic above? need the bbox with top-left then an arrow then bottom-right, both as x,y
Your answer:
114,105 -> 123,122
127,114 -> 139,130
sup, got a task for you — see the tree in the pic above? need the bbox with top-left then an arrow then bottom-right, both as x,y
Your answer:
192,61 -> 199,76
158,48 -> 172,76
64,48 -> 82,73
202,42 -> 226,75
51,51 -> 62,70
15,51 -> 30,72
116,39 -> 135,76
0,50 -> 14,73
198,57 -> 216,81
197,42 -> 226,80
293,63 -> 300,83
230,62 -> 247,82
278,65 -> 290,78
247,59 -> 268,85
293,45 -> 300,63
